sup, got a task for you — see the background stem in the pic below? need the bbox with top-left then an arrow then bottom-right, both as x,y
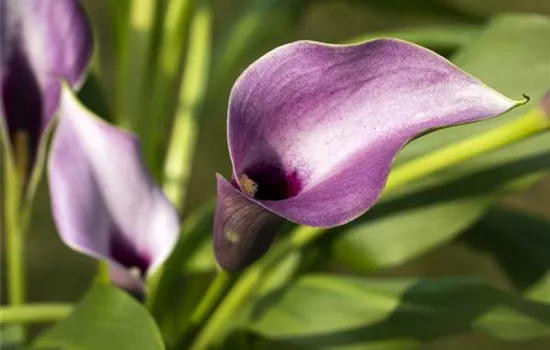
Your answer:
0,304 -> 73,325
162,0 -> 212,211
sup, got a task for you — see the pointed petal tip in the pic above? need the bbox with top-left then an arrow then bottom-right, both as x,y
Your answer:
48,87 -> 179,287
213,175 -> 284,270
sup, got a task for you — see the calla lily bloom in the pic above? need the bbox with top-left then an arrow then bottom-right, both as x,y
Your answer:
214,39 -> 523,270
0,0 -> 92,182
48,86 -> 180,295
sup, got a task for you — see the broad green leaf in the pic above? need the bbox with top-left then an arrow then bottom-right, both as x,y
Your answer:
461,207 -> 550,302
333,196 -> 493,272
34,284 -> 164,350
332,13 -> 550,273
249,275 -> 550,349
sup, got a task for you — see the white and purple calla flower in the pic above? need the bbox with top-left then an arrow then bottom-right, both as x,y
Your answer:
214,39 -> 523,270
1,0 -> 180,295
0,0 -> 91,181
48,86 -> 180,295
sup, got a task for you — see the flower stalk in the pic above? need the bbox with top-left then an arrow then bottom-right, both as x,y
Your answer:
162,0 -> 212,211
2,135 -> 27,339
140,0 -> 195,173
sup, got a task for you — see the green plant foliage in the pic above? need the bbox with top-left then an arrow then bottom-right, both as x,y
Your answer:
248,274 -> 550,349
332,13 -> 550,273
33,284 -> 164,350
461,207 -> 550,302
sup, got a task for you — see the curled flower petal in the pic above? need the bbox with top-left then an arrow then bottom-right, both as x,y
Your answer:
215,39 -> 521,270
0,0 -> 92,179
48,85 -> 180,292
214,174 -> 284,270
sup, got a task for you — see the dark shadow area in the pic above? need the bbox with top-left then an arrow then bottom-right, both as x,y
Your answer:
2,44 -> 43,180
77,72 -> 112,123
460,207 -> 550,291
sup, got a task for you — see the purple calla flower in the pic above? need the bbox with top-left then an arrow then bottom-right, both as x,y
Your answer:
214,39 -> 522,270
48,85 -> 180,295
0,0 -> 91,182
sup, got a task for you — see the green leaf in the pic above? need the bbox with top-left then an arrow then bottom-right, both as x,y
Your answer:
332,13 -> 550,273
461,207 -> 550,302
34,284 -> 164,350
333,196 -> 493,272
249,275 -> 550,349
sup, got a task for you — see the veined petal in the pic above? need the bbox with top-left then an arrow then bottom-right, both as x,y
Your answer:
48,86 -> 180,291
214,175 -> 284,270
1,0 -> 92,178
228,39 -> 519,226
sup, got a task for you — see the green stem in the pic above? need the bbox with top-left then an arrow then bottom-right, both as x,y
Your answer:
190,105 -> 550,349
0,304 -> 73,325
189,270 -> 235,327
146,201 -> 214,323
188,242 -> 290,350
121,0 -> 163,129
162,0 -> 212,211
175,270 -> 238,347
141,0 -> 195,174
95,261 -> 111,284
2,136 -> 26,335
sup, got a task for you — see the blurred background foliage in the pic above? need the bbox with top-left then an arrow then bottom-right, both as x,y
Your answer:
2,0 -> 550,349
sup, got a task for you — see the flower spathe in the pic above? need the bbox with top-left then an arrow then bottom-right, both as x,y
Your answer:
48,85 -> 180,294
214,39 -> 522,270
0,0 -> 92,181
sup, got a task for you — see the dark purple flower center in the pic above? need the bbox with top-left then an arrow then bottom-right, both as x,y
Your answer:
239,162 -> 303,201
2,45 -> 43,180
110,233 -> 150,277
